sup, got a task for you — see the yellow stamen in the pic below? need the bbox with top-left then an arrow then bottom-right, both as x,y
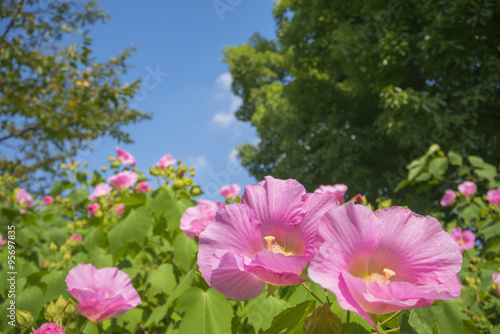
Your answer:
364,268 -> 396,284
263,236 -> 293,256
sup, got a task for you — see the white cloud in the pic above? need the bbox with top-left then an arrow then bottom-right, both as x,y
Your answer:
216,72 -> 233,90
229,148 -> 239,163
212,112 -> 236,127
189,155 -> 208,171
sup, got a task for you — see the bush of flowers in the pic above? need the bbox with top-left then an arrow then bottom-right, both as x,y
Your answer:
0,145 -> 499,333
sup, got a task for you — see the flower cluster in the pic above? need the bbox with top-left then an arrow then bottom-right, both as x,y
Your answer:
196,176 -> 463,329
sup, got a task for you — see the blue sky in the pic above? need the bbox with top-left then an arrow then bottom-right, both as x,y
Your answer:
79,1 -> 276,199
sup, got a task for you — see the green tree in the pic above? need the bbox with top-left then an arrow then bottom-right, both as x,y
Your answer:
224,0 -> 500,199
0,0 -> 150,185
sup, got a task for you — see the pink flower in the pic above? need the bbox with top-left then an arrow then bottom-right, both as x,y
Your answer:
487,189 -> 500,206
17,188 -> 33,208
156,154 -> 176,169
69,234 -> 82,243
450,227 -> 475,251
117,203 -> 125,216
493,273 -> 500,294
116,147 -> 135,166
88,203 -> 100,216
308,202 -> 462,329
198,176 -> 338,300
65,264 -> 141,323
88,183 -> 112,201
43,195 -> 54,205
180,200 -> 224,239
458,181 -> 476,196
0,235 -> 6,247
108,171 -> 138,189
136,181 -> 149,193
353,194 -> 364,204
314,184 -> 348,204
33,323 -> 65,334
41,261 -> 46,269
440,189 -> 456,207
219,184 -> 241,199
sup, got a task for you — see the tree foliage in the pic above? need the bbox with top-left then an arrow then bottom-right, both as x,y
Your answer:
224,0 -> 500,198
0,0 -> 150,186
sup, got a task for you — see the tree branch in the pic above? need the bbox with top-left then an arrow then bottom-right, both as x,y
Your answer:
0,123 -> 39,143
1,0 -> 25,41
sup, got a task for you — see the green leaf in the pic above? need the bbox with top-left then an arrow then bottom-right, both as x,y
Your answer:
480,220 -> 500,240
304,304 -> 342,334
264,300 -> 316,334
116,308 -> 143,333
172,233 -> 198,272
176,288 -> 233,334
17,286 -> 44,320
408,301 -> 470,334
120,193 -> 146,207
468,155 -> 485,168
108,207 -> 153,254
448,151 -> 463,166
247,294 -> 288,332
428,157 -> 448,177
69,189 -> 89,206
147,263 -> 176,299
41,270 -> 71,302
458,204 -> 480,222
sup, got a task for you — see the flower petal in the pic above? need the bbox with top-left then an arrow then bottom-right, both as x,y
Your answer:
209,251 -> 266,300
242,176 -> 307,239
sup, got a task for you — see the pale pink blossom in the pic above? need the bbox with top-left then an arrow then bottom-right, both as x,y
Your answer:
314,184 -> 348,204
180,200 -> 224,239
116,147 -> 135,166
156,154 -> 176,169
136,181 -> 149,193
198,176 -> 338,300
219,184 -> 241,199
69,234 -> 82,243
88,183 -> 112,201
65,264 -> 141,323
33,323 -> 65,334
0,235 -> 6,247
117,203 -> 125,216
88,203 -> 100,216
17,188 -> 33,208
440,189 -> 456,207
493,273 -> 500,294
458,181 -> 477,196
487,189 -> 500,206
40,261 -> 46,269
108,171 -> 138,189
309,202 -> 462,329
43,195 -> 54,205
450,227 -> 475,251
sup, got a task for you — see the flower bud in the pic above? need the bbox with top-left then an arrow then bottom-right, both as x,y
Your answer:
49,242 -> 58,252
83,162 -> 88,167
111,161 -> 121,168
63,251 -> 71,261
107,156 -> 115,162
16,309 -> 33,328
67,223 -> 74,231
191,187 -> 201,196
95,210 -> 103,218
55,295 -> 67,313
101,166 -> 107,172
184,178 -> 193,186
173,179 -> 184,189
44,301 -> 58,322
64,299 -> 78,319
60,245 -> 67,253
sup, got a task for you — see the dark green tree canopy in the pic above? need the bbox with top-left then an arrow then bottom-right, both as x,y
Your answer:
0,0 -> 150,184
225,0 -> 500,198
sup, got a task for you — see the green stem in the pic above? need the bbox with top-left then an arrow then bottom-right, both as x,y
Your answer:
385,327 -> 400,333
324,289 -> 331,306
79,318 -> 89,334
301,282 -> 326,306
380,310 -> 403,327
346,310 -> 350,325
